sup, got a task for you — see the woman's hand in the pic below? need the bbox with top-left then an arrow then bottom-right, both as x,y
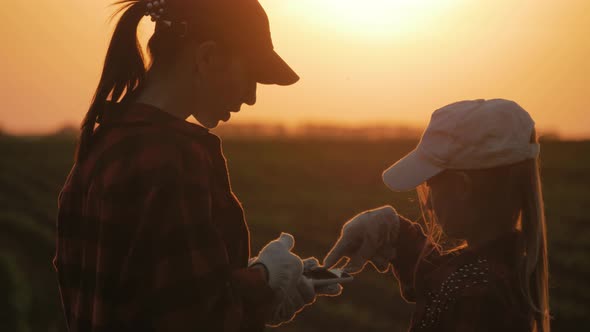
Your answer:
250,233 -> 315,325
250,233 -> 303,294
262,257 -> 345,327
266,275 -> 315,326
323,206 -> 401,274
302,257 -> 343,297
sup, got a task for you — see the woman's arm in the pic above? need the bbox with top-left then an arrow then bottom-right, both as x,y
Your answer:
118,166 -> 275,331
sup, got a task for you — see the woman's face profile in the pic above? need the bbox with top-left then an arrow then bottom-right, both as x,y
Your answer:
191,41 -> 258,128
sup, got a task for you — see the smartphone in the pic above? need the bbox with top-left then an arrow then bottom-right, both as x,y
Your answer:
303,268 -> 354,287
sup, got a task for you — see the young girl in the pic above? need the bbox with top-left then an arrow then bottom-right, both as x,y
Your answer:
324,99 -> 550,331
52,1 -> 330,331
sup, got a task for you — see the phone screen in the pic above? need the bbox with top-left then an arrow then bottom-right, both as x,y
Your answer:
303,268 -> 340,280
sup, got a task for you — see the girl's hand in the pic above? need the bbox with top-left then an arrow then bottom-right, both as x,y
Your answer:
323,206 -> 401,274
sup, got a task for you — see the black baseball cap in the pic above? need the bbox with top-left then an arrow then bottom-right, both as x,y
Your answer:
165,0 -> 299,86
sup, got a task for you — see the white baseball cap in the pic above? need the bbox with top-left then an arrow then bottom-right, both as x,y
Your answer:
382,99 -> 540,192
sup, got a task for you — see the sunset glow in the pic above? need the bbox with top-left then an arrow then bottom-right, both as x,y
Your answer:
1,0 -> 589,139
286,0 -> 461,39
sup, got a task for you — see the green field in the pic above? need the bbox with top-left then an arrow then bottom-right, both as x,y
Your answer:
1,134 -> 589,331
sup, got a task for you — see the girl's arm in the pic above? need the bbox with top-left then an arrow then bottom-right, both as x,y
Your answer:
389,215 -> 439,302
324,207 -> 439,303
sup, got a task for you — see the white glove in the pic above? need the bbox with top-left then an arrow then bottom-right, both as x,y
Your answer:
267,275 -> 315,327
323,205 -> 401,274
266,257 -> 345,326
250,233 -> 303,292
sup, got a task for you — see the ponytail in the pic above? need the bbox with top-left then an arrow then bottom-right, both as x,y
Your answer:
75,0 -> 147,163
519,130 -> 550,332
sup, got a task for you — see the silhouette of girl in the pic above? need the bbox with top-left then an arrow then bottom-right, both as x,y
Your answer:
325,99 -> 550,331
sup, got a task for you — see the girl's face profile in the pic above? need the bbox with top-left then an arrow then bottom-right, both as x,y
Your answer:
192,43 -> 258,128
426,170 -> 472,239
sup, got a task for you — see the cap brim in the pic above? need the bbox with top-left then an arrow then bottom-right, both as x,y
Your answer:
249,50 -> 300,86
382,149 -> 444,192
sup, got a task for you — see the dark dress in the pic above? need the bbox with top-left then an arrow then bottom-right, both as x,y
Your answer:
391,217 -> 533,331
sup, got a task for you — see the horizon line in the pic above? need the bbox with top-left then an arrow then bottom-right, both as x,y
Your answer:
0,121 -> 586,141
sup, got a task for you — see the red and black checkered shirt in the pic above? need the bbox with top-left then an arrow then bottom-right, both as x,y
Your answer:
392,217 -> 533,331
53,102 -> 274,332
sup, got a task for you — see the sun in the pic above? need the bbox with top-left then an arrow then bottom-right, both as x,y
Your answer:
283,0 -> 461,40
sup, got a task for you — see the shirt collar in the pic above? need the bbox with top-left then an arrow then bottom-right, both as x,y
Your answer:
97,101 -> 211,139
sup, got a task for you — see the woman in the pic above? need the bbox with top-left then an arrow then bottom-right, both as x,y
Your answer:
52,1 -> 336,331
324,99 -> 550,331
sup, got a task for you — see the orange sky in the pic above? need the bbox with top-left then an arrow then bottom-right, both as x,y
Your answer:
1,0 -> 589,138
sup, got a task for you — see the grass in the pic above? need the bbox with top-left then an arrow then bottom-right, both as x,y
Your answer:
0,134 -> 588,331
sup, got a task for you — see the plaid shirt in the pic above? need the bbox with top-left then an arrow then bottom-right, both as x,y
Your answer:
392,217 -> 533,331
53,102 -> 274,332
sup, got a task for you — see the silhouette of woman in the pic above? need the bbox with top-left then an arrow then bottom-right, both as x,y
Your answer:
52,1 -> 337,331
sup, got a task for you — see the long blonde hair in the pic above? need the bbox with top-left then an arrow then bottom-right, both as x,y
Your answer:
416,130 -> 550,332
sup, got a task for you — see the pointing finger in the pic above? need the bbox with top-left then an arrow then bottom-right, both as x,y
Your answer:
323,239 -> 353,269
